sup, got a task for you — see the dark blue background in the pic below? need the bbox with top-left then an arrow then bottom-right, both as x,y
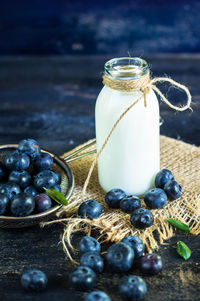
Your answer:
0,0 -> 199,55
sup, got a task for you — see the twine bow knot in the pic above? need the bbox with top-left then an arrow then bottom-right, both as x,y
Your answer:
103,71 -> 192,112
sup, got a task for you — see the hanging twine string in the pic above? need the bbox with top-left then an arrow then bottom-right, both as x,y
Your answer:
81,71 -> 192,200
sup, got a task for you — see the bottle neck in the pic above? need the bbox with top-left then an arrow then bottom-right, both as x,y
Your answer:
104,57 -> 149,81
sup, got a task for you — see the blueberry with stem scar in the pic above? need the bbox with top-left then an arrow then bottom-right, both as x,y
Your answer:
78,200 -> 102,219
21,269 -> 48,291
69,266 -> 96,291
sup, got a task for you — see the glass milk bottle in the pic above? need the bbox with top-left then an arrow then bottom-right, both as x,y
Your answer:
95,57 -> 160,196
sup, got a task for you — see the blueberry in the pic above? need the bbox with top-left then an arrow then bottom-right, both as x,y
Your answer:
9,171 -> 31,188
34,193 -> 52,212
78,200 -> 102,219
155,169 -> 174,189
18,138 -> 40,160
84,291 -> 111,301
34,153 -> 53,171
21,269 -> 47,291
164,180 -> 182,200
10,193 -> 35,216
106,242 -> 135,272
24,186 -> 38,197
5,151 -> 30,171
0,193 -> 9,215
0,184 -> 9,198
105,189 -> 126,208
131,208 -> 154,229
69,266 -> 96,291
51,185 -> 61,192
139,253 -> 163,275
0,182 -> 21,199
52,170 -> 61,184
144,188 -> 168,209
80,252 -> 104,273
120,195 -> 141,213
0,162 -> 7,181
34,170 -> 59,191
79,236 -> 101,254
118,275 -> 147,301
121,236 -> 145,258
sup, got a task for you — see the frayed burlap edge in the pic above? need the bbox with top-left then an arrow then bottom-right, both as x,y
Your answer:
41,136 -> 200,263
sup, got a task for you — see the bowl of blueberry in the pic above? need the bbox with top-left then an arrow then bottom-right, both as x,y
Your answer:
0,138 -> 74,228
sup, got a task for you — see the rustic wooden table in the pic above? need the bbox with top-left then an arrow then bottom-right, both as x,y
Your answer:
0,55 -> 199,301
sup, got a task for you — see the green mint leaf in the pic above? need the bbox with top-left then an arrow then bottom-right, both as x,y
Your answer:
166,218 -> 190,233
44,188 -> 68,206
177,241 -> 191,260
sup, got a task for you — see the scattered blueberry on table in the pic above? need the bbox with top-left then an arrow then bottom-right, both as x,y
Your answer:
120,195 -> 141,213
80,251 -> 104,273
121,235 -> 145,258
131,208 -> 154,229
138,253 -> 163,275
66,233 -> 165,300
79,236 -> 101,254
67,167 -> 182,299
78,200 -> 102,219
144,188 -> 168,209
118,275 -> 147,301
21,269 -> 48,291
84,291 -> 111,301
106,242 -> 135,272
164,180 -> 182,200
103,169 -> 182,232
105,188 -> 126,208
155,169 -> 174,189
12,162 -> 180,299
69,266 -> 96,291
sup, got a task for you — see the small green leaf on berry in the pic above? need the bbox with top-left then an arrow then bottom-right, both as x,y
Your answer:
44,188 -> 68,206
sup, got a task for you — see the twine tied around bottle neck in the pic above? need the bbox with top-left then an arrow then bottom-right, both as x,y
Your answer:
81,72 -> 192,200
103,71 -> 192,110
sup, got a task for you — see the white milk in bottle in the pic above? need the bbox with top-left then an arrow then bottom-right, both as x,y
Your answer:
95,57 -> 160,196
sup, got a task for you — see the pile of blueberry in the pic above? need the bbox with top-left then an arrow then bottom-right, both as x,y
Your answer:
0,138 -> 61,217
71,168 -> 182,300
105,169 -> 182,229
19,236 -> 162,299
19,168 -> 181,299
68,235 -> 162,300
77,169 -> 182,230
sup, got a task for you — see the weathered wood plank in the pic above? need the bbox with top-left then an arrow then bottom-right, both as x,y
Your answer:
0,56 -> 199,301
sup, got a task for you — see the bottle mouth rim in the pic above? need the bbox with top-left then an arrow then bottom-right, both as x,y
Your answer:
104,57 -> 149,80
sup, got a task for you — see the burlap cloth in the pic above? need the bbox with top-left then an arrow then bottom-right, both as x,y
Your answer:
47,136 -> 200,260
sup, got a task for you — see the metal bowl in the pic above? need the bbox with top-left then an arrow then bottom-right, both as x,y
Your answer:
0,145 -> 74,228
